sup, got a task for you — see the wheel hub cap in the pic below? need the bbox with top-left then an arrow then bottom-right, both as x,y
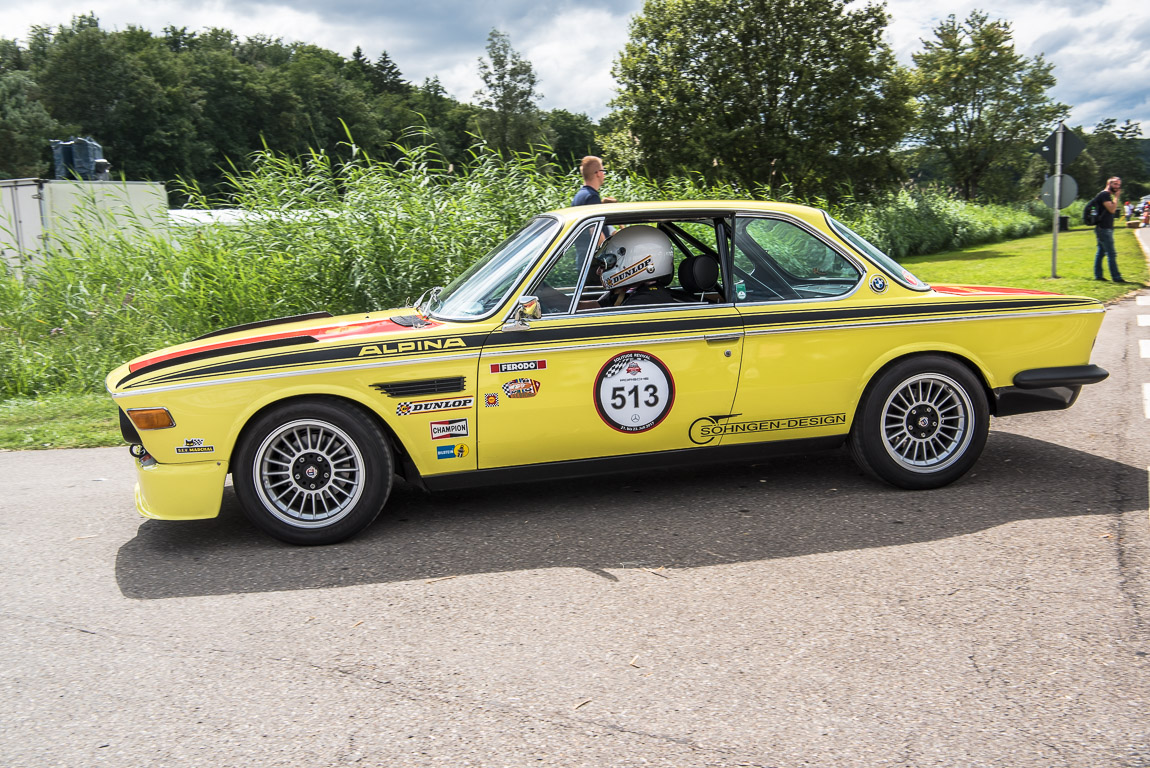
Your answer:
293,453 -> 331,491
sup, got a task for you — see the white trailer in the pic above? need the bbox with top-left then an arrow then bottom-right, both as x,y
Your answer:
0,179 -> 167,277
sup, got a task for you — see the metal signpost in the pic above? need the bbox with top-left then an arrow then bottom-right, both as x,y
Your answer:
1037,123 -> 1086,278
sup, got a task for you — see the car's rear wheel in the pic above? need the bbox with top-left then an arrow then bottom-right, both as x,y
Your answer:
849,355 -> 988,490
234,399 -> 393,545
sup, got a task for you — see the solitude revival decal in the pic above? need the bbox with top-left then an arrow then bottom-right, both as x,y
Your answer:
593,350 -> 675,434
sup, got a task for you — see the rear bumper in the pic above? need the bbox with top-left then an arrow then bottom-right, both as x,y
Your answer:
993,364 -> 1109,417
135,458 -> 228,520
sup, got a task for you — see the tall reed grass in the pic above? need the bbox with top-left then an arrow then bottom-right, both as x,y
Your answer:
0,136 -> 1049,398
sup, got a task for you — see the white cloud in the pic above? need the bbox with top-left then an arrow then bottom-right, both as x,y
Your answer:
2,0 -> 1147,130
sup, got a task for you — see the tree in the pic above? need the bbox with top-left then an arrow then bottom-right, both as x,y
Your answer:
912,12 -> 1067,201
1082,118 -> 1145,197
609,0 -> 914,196
0,71 -> 62,178
475,29 -> 543,152
543,109 -> 600,164
371,51 -> 407,95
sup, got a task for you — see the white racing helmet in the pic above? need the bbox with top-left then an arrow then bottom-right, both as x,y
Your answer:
594,225 -> 674,290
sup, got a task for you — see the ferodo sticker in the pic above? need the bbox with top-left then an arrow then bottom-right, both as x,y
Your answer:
502,378 -> 541,398
430,418 -> 468,440
491,360 -> 546,373
594,350 -> 675,434
395,397 -> 474,416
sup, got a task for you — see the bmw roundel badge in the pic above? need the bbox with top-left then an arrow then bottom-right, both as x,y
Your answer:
869,275 -> 888,294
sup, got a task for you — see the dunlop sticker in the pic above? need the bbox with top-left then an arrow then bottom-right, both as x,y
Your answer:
395,397 -> 474,416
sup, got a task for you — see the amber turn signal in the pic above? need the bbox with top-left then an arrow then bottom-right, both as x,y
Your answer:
126,407 -> 175,430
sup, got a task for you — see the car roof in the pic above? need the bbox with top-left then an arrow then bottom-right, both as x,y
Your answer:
544,199 -> 825,226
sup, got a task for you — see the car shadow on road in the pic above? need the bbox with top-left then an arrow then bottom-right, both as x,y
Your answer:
115,431 -> 1147,599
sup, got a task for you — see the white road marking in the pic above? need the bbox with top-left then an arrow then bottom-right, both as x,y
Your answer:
1139,296 -> 1150,305
1139,315 -> 1150,326
1144,384 -> 1150,419
1142,340 -> 1150,358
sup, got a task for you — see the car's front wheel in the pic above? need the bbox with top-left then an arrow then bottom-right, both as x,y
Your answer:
849,355 -> 989,490
234,399 -> 393,545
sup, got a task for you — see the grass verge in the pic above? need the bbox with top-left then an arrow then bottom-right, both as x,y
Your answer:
905,225 -> 1147,299
1,224 -> 1145,451
0,393 -> 121,451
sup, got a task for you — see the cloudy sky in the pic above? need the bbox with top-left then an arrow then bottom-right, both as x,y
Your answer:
3,0 -> 1148,131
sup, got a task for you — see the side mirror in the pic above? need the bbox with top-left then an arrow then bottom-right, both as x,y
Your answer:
503,295 -> 542,331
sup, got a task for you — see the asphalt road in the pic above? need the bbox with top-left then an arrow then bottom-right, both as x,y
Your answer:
4,263 -> 1150,766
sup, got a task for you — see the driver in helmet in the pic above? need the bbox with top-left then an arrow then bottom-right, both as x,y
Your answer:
587,225 -> 678,308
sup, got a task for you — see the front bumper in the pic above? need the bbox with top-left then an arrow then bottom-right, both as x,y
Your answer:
135,458 -> 229,520
993,364 -> 1109,417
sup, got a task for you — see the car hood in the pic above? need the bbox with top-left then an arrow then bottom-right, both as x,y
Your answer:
107,309 -> 479,393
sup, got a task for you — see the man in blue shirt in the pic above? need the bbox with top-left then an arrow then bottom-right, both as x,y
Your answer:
573,156 -> 616,207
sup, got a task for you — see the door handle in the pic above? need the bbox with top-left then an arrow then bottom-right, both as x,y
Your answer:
704,334 -> 741,343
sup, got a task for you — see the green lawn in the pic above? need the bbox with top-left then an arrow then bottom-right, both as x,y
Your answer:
905,225 -> 1147,300
0,393 -> 121,451
0,225 -> 1145,451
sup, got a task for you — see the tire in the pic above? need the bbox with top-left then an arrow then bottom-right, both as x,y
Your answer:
233,399 -> 393,545
848,355 -> 989,490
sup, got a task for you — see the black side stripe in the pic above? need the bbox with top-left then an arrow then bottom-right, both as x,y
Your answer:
123,333 -> 490,389
117,336 -> 319,387
739,298 -> 1098,329
192,312 -> 334,341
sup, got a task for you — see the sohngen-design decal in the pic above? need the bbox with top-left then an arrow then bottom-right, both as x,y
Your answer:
594,350 -> 675,434
689,413 -> 847,445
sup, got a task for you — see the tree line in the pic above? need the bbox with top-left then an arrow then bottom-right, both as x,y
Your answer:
0,3 -> 1146,204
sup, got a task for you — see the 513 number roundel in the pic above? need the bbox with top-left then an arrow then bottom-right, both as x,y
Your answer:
594,351 -> 676,433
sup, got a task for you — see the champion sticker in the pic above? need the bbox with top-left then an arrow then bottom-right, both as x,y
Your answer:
436,443 -> 469,459
502,378 -> 541,399
491,360 -> 547,373
430,418 -> 469,440
395,396 -> 474,416
593,350 -> 675,434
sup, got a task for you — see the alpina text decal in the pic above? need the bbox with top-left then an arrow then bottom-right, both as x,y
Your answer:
359,337 -> 467,356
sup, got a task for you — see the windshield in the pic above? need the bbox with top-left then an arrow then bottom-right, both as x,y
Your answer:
826,215 -> 929,291
429,216 -> 562,321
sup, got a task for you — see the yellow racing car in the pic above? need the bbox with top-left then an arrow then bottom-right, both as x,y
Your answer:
106,201 -> 1108,544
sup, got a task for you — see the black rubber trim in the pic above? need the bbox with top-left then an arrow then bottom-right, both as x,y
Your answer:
1012,364 -> 1109,389
993,386 -> 1083,417
192,311 -> 333,341
118,408 -> 141,443
421,435 -> 846,492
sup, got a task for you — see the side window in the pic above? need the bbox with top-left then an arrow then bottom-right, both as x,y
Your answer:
732,218 -> 860,302
533,221 -> 599,315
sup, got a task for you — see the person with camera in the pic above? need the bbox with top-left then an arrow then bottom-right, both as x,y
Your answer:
1090,177 -> 1124,282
